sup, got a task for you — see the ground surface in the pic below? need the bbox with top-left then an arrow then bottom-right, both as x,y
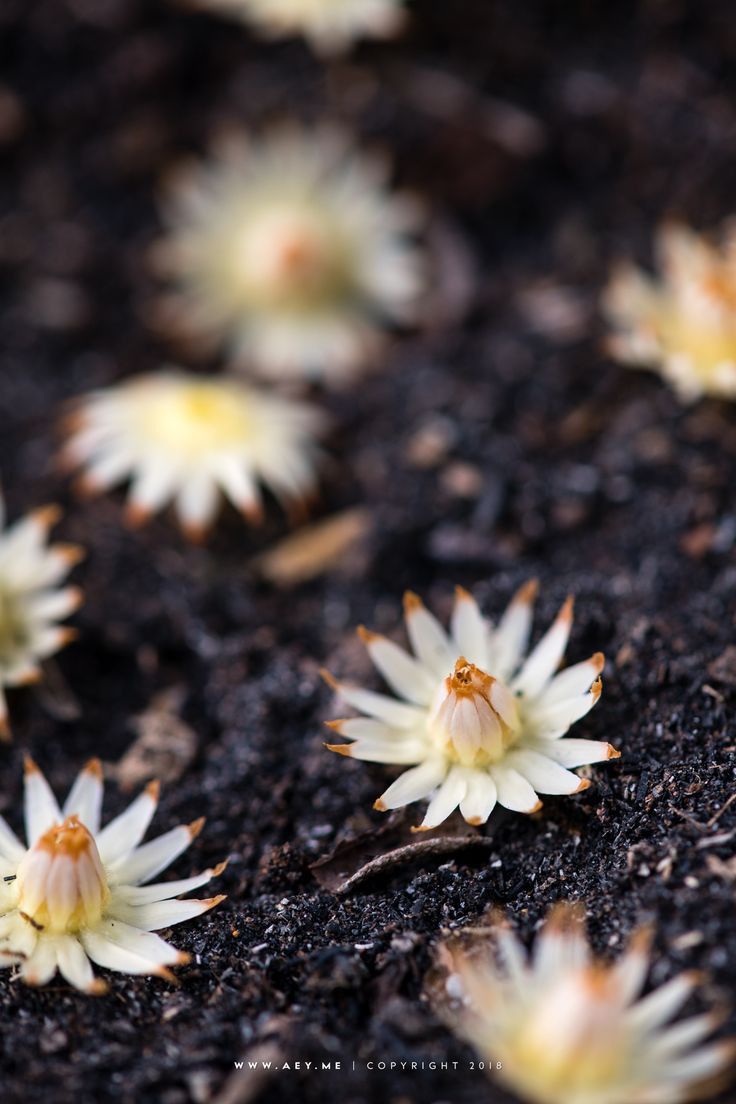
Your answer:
1,1 -> 736,1102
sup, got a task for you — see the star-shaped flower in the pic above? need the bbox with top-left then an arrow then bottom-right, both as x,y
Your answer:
324,583 -> 618,828
61,370 -> 324,539
0,758 -> 226,993
437,903 -> 735,1104
603,221 -> 736,402
153,127 -> 425,384
0,492 -> 83,736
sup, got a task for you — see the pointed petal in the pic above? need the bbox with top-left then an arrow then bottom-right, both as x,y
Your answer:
21,938 -> 58,986
511,596 -> 574,698
322,673 -> 425,729
402,592 -> 454,679
526,682 -> 602,738
24,757 -> 62,845
450,587 -> 489,668
111,863 -> 226,905
491,580 -> 537,681
55,933 -> 106,993
374,759 -> 448,812
458,769 -> 497,826
80,929 -> 178,979
62,759 -> 104,835
96,781 -> 160,866
537,653 -> 605,706
488,764 -> 541,813
416,768 -> 467,829
527,737 -> 620,768
109,821 -> 201,886
627,973 -> 697,1033
358,627 -> 437,705
506,749 -> 587,795
109,895 -> 225,932
93,917 -> 190,963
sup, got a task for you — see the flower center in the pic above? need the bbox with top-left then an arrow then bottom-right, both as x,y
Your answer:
429,658 -> 519,767
139,380 -> 257,454
235,208 -> 347,309
0,588 -> 29,662
16,816 -> 109,934
508,970 -> 627,1093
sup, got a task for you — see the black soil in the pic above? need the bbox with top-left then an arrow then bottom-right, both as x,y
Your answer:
2,1 -> 736,1102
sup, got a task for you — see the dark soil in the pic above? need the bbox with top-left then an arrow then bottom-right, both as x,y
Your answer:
2,1 -> 736,1102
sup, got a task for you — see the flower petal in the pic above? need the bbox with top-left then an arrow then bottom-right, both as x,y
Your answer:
488,764 -> 541,813
23,757 -> 62,846
450,587 -> 489,668
505,749 -> 587,795
62,759 -> 104,835
416,767 -> 468,829
403,592 -> 455,679
491,580 -> 537,681
458,769 -> 497,826
374,759 -> 448,811
96,781 -> 160,866
109,821 -> 202,886
358,627 -> 437,705
511,596 -> 574,698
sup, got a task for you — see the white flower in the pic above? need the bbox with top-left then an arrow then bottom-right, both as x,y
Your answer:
437,903 -> 736,1104
153,127 -> 425,384
324,583 -> 618,829
188,0 -> 407,55
0,757 -> 226,993
603,221 -> 736,402
61,370 -> 324,540
0,493 -> 83,736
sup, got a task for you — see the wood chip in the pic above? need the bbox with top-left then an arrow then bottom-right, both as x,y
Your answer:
109,686 -> 197,791
254,508 -> 371,587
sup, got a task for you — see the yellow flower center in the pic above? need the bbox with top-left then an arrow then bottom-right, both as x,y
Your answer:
429,658 -> 519,767
17,816 -> 109,934
0,589 -> 28,660
136,379 -> 257,455
505,969 -> 628,1097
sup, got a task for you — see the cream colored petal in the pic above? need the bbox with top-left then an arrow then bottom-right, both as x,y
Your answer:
96,782 -> 159,866
403,593 -> 455,679
505,749 -> 585,795
487,764 -> 540,813
109,895 -> 223,932
417,767 -> 468,829
24,759 -> 62,846
458,769 -> 497,825
62,760 -> 104,835
511,597 -> 573,698
360,630 -> 437,705
491,580 -> 537,680
450,588 -> 489,667
109,823 -> 198,886
374,759 -> 448,811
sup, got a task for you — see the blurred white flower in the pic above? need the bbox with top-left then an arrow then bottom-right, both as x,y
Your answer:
603,221 -> 736,402
61,370 -> 324,540
324,583 -> 617,828
438,903 -> 735,1104
0,493 -> 82,736
0,757 -> 226,993
153,128 -> 425,384
188,0 -> 406,56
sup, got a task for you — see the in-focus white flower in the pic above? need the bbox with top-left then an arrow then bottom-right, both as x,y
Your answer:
603,221 -> 736,402
437,903 -> 736,1104
153,127 -> 425,384
0,493 -> 83,736
188,0 -> 407,55
324,583 -> 618,828
61,370 -> 324,540
0,757 -> 226,993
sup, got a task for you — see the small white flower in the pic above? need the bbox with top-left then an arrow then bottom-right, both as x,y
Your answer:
0,493 -> 83,736
0,757 -> 226,993
153,127 -> 425,383
61,370 -> 324,540
324,583 -> 618,828
438,903 -> 736,1104
603,221 -> 736,402
188,0 -> 407,55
